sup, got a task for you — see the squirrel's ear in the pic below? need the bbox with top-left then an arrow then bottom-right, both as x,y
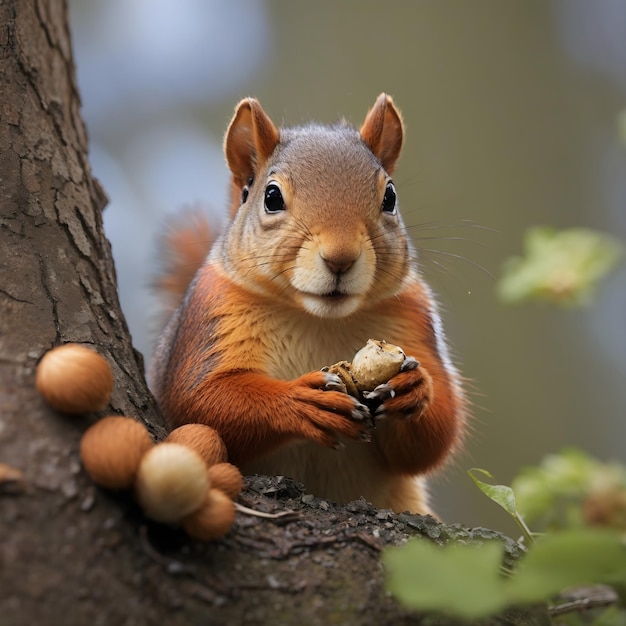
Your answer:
360,94 -> 404,174
224,98 -> 279,186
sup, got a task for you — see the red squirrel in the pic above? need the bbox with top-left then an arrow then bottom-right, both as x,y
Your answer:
150,94 -> 467,515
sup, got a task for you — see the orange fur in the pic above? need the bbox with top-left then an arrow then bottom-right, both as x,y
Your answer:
151,95 -> 467,515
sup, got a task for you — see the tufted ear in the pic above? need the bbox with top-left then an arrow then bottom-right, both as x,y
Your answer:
224,98 -> 280,215
360,93 -> 404,174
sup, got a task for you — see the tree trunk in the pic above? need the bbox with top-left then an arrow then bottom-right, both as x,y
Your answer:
0,3 -> 549,625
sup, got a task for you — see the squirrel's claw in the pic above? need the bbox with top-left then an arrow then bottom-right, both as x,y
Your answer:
363,383 -> 395,404
364,384 -> 395,422
323,372 -> 348,393
351,401 -> 370,422
400,356 -> 419,372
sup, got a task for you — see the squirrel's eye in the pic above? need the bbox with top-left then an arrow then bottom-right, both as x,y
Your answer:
264,183 -> 285,213
381,182 -> 397,214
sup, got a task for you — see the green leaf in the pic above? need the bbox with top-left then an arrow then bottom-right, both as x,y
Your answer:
469,468 -> 518,517
469,468 -> 535,544
511,448 -> 626,529
385,530 -> 626,620
497,227 -> 624,307
510,448 -> 595,526
509,530 -> 626,604
384,537 -> 508,619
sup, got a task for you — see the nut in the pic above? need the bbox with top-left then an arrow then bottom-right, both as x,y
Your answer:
181,488 -> 236,541
36,344 -> 113,414
351,339 -> 406,391
207,463 -> 243,499
135,443 -> 209,523
165,423 -> 228,466
80,416 -> 154,490
325,339 -> 407,398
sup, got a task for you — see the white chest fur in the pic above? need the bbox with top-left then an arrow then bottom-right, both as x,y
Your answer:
264,306 -> 398,379
241,305 -> 421,510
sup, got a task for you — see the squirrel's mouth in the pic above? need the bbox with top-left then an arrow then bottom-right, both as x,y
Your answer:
324,289 -> 349,300
298,290 -> 361,319
298,287 -> 352,301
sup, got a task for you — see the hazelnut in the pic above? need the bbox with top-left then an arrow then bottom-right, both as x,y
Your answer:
207,463 -> 244,499
135,443 -> 209,523
80,416 -> 154,490
165,423 -> 228,466
182,489 -> 236,541
36,344 -> 113,414
351,339 -> 406,391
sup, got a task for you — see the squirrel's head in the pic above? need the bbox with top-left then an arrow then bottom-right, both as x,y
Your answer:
221,94 -> 414,319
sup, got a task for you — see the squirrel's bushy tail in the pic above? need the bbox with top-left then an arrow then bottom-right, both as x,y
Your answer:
154,206 -> 218,310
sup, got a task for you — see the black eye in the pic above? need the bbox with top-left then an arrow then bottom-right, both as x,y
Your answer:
264,183 -> 285,213
381,182 -> 397,214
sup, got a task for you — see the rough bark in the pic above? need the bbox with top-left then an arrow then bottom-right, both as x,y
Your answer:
0,3 -> 551,625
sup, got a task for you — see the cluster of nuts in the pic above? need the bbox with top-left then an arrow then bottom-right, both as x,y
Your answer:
36,343 -> 241,541
35,339 -> 408,537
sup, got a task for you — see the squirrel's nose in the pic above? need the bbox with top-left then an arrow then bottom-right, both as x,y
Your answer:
321,253 -> 357,275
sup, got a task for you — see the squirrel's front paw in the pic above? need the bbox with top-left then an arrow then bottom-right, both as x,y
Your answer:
364,357 -> 432,421
289,371 -> 372,448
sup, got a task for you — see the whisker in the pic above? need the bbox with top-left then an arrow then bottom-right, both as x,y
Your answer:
417,248 -> 495,280
411,236 -> 491,248
405,219 -> 496,233
421,258 -> 455,276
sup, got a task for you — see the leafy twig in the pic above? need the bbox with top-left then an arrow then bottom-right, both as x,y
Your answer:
468,468 -> 535,545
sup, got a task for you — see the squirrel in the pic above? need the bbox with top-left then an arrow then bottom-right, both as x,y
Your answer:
150,94 -> 467,516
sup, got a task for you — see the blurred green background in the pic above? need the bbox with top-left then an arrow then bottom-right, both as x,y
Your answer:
69,0 -> 626,535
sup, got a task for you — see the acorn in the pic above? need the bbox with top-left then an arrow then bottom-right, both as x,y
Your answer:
135,443 -> 209,524
181,488 -> 236,541
80,416 -> 154,490
36,344 -> 113,414
165,423 -> 228,466
351,339 -> 406,392
207,463 -> 244,499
